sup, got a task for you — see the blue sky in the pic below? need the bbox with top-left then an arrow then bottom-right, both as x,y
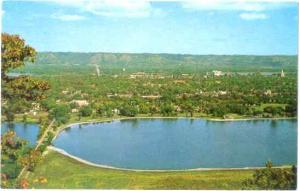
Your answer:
2,0 -> 298,55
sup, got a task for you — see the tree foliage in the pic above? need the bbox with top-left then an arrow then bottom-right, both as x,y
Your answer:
1,33 -> 50,120
49,104 -> 70,125
243,161 -> 297,190
1,33 -> 36,77
79,106 -> 93,117
1,131 -> 30,187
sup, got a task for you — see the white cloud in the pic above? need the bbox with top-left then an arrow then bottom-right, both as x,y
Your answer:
3,0 -> 297,18
79,0 -> 153,18
180,0 -> 296,20
7,0 -> 156,18
239,12 -> 268,20
51,13 -> 86,21
181,0 -> 297,11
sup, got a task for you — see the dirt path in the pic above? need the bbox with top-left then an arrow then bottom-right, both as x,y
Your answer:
17,119 -> 55,180
35,119 -> 55,151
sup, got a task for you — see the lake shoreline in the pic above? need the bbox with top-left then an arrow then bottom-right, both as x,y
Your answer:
47,146 -> 292,172
52,116 -> 297,141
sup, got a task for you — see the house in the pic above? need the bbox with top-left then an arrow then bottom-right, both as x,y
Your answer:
107,93 -> 116,98
218,91 -> 227,95
174,80 -> 186,84
62,90 -> 69,95
264,90 -> 272,96
31,102 -> 40,111
71,100 -> 89,107
112,108 -> 120,115
141,95 -> 161,99
71,108 -> 79,113
212,70 -> 224,77
29,110 -> 37,116
118,94 -> 133,98
129,72 -> 146,79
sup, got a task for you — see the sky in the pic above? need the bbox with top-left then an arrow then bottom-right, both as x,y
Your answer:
2,0 -> 299,55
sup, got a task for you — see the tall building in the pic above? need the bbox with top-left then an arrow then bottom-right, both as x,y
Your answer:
281,69 -> 285,78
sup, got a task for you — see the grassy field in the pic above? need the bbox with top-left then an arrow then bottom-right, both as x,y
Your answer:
27,150 -> 257,189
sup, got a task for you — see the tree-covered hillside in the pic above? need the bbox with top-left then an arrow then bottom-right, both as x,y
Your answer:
16,52 -> 297,75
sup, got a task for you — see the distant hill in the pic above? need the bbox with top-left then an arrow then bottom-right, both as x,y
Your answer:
18,52 -> 297,75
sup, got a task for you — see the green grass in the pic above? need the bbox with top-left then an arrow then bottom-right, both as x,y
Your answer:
254,103 -> 287,112
27,150 -> 256,189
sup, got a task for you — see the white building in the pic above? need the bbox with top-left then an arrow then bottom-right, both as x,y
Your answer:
281,69 -> 285,78
264,90 -> 272,96
71,108 -> 79,113
71,100 -> 89,107
212,70 -> 224,77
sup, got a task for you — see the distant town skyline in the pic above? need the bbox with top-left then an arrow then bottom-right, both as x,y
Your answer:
2,0 -> 298,55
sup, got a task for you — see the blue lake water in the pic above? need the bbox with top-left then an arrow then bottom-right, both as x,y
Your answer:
1,122 -> 39,146
53,118 -> 297,170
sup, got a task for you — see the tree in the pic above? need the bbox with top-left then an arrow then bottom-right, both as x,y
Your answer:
79,106 -> 93,117
97,104 -> 113,117
49,105 -> 70,125
1,131 -> 30,187
120,104 -> 138,117
182,101 -> 195,117
209,104 -> 227,117
1,33 -> 50,120
18,150 -> 42,172
285,104 -> 297,117
139,103 -> 150,114
17,178 -> 30,189
264,106 -> 284,116
160,103 -> 175,116
243,161 -> 297,189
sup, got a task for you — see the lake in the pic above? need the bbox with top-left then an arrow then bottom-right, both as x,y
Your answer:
1,122 -> 39,146
53,118 -> 297,170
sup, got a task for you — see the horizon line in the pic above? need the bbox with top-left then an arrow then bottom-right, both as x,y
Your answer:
37,51 -> 298,57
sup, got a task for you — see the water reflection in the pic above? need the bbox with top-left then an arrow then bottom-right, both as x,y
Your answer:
53,119 -> 297,170
271,120 -> 278,128
7,122 -> 15,129
1,122 -> 39,146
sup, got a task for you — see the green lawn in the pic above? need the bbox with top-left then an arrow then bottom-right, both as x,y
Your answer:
27,150 -> 256,189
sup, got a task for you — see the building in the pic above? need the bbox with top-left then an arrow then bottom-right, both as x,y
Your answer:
31,102 -> 40,111
129,72 -> 146,79
281,69 -> 285,78
141,95 -> 161,99
62,90 -> 69,95
71,109 -> 79,113
264,90 -> 272,96
112,108 -> 120,115
218,91 -> 227,95
71,100 -> 89,107
212,70 -> 224,77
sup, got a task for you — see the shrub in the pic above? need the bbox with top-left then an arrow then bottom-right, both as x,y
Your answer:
243,161 -> 297,190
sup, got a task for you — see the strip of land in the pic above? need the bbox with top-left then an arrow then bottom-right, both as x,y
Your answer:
27,149 -> 257,189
